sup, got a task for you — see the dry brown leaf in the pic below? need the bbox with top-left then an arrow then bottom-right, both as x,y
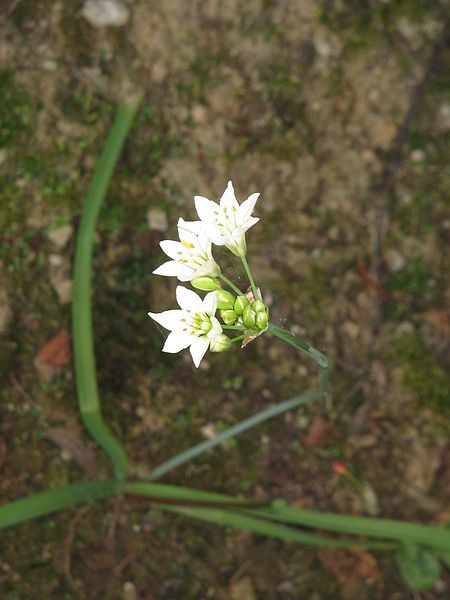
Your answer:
302,416 -> 330,447
37,330 -> 71,366
46,428 -> 98,476
317,548 -> 380,584
424,308 -> 450,337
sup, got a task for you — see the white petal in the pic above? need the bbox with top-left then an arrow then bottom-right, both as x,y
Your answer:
153,260 -> 190,278
202,291 -> 217,316
194,260 -> 220,278
219,181 -> 239,211
196,228 -> 212,255
189,336 -> 209,368
160,240 -> 185,260
148,309 -> 185,331
204,223 -> 226,245
177,269 -> 197,282
177,218 -> 198,246
162,331 -> 193,353
176,286 -> 203,312
177,218 -> 204,235
207,316 -> 222,339
236,192 -> 259,227
241,216 -> 260,232
194,196 -> 218,223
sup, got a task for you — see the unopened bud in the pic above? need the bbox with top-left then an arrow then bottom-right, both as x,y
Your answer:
256,311 -> 268,329
191,277 -> 221,292
220,309 -> 238,325
234,295 -> 249,316
215,289 -> 235,310
210,333 -> 232,353
253,299 -> 265,313
243,305 -> 256,328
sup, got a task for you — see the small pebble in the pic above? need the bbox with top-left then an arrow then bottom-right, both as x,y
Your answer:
48,225 -> 72,249
147,208 -> 168,232
81,0 -> 130,28
410,148 -> 425,162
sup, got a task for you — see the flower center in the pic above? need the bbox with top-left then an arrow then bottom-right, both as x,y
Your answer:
182,312 -> 212,335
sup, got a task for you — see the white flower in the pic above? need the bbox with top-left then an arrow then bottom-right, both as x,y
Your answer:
192,180 -> 260,257
153,218 -> 221,282
148,286 -> 223,367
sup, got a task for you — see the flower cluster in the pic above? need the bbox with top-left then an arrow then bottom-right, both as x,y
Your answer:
148,181 -> 268,367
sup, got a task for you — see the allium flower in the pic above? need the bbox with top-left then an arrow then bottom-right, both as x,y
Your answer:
153,218 -> 220,282
148,286 -> 223,367
192,181 -> 260,257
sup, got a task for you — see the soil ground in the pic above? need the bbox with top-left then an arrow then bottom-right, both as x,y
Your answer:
0,1 -> 449,598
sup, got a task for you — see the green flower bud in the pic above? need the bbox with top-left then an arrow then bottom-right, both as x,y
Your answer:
243,305 -> 256,328
256,310 -> 268,330
220,309 -> 238,325
253,299 -> 265,313
191,277 -> 222,291
234,295 -> 249,316
210,333 -> 232,353
215,289 -> 235,310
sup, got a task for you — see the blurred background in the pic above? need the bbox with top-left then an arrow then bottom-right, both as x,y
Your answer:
0,1 -> 449,598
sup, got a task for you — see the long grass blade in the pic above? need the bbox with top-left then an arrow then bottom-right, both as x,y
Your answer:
161,505 -> 396,550
125,481 -> 450,552
73,93 -> 142,480
145,391 -> 321,481
0,481 -> 117,530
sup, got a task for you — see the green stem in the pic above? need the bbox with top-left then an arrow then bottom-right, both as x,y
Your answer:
218,273 -> 242,296
222,325 -> 246,331
124,482 -> 450,552
164,506 -> 396,550
268,323 -> 329,370
0,481 -> 118,531
268,322 -> 330,398
231,335 -> 245,343
240,255 -> 258,298
124,482 -> 394,550
73,93 -> 142,480
247,505 -> 450,553
145,391 -> 321,481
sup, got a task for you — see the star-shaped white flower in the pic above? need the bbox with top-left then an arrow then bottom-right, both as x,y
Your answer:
148,286 -> 223,367
153,218 -> 221,282
192,181 -> 260,257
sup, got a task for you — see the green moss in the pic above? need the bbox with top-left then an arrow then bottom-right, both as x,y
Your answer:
0,70 -> 32,148
394,331 -> 450,414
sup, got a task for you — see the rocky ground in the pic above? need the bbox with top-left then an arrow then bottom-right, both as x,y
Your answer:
0,1 -> 449,598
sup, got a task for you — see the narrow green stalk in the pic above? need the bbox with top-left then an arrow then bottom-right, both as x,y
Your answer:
124,482 -> 394,550
222,325 -> 246,331
125,482 -> 449,552
247,505 -> 450,553
73,93 -> 142,480
163,505 -> 396,550
268,323 -> 329,369
0,481 -> 118,531
218,273 -> 242,295
240,255 -> 258,298
145,391 -> 321,481
231,335 -> 245,343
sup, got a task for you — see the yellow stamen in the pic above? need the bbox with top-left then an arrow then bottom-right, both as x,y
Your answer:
181,240 -> 194,249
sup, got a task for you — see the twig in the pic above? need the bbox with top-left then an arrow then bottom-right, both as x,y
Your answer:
63,505 -> 91,589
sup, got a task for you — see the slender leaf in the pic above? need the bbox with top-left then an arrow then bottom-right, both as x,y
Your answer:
146,391 -> 321,481
73,93 -> 142,480
0,481 -> 117,530
158,505 -> 394,550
